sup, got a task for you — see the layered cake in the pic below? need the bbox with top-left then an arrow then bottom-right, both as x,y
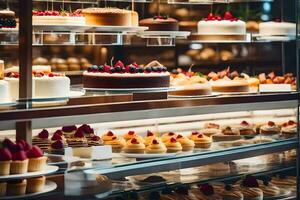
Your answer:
210,79 -> 250,93
83,60 -> 170,89
0,10 -> 17,28
82,8 -> 138,26
259,21 -> 296,36
139,16 -> 179,31
32,10 -> 85,25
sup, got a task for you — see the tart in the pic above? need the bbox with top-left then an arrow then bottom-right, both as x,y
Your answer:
10,150 -> 28,174
145,139 -> 167,154
104,136 -> 125,153
193,133 -> 212,149
281,120 -> 297,138
222,125 -> 240,135
32,129 -> 50,151
200,122 -> 221,137
161,132 -> 178,143
62,125 -> 77,138
260,121 -> 280,135
123,138 -> 146,154
212,126 -> 241,141
102,131 -> 117,142
191,183 -> 222,200
27,145 -> 47,172
0,148 -> 12,175
123,131 -> 144,143
164,138 -> 182,153
88,135 -> 103,146
66,129 -> 88,148
258,180 -> 280,198
6,179 -> 27,196
26,176 -> 46,193
0,182 -> 6,197
237,121 -> 256,135
239,176 -> 263,200
189,131 -> 201,141
176,135 -> 195,151
219,185 -> 244,200
49,140 -> 67,155
144,130 -> 159,146
78,124 -> 94,139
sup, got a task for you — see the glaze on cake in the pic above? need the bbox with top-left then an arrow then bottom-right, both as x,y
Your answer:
259,21 -> 296,36
32,10 -> 85,25
139,16 -> 179,31
83,60 -> 170,89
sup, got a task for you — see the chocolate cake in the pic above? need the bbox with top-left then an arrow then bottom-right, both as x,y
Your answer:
139,16 -> 179,31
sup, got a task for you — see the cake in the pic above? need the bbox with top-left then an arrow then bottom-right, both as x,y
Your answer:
259,121 -> 280,135
176,135 -> 195,151
123,138 -> 146,154
27,146 -> 47,172
145,139 -> 167,154
212,125 -> 241,142
193,133 -> 212,149
191,184 -> 222,200
259,21 -> 296,36
26,176 -> 46,193
239,176 -> 264,200
88,135 -> 103,146
211,79 -> 250,93
62,125 -> 77,138
49,140 -> 67,155
281,120 -> 297,138
271,175 -> 296,192
104,136 -> 125,153
102,131 -> 117,142
32,129 -> 50,151
0,147 -> 12,175
164,138 -> 182,153
169,83 -> 212,96
236,121 -> 256,136
217,185 -> 244,200
32,10 -> 85,25
196,12 -> 246,40
208,162 -> 230,177
83,60 -> 170,89
139,16 -> 179,31
0,10 -> 17,28
82,8 -> 138,27
77,124 -> 94,139
66,129 -> 88,148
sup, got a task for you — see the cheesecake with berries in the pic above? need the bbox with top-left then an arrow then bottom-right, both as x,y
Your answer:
0,10 -> 17,29
32,10 -> 85,25
139,16 -> 179,31
83,60 -> 170,89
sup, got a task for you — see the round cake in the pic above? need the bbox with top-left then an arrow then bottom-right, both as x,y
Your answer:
83,60 -> 170,89
32,10 -> 86,25
139,16 -> 179,31
170,83 -> 212,96
211,79 -> 250,93
0,9 -> 17,28
0,80 -> 9,103
82,8 -> 138,27
259,21 -> 296,36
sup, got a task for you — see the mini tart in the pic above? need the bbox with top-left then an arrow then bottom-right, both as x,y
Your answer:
222,126 -> 240,135
7,179 -> 27,196
123,131 -> 138,141
259,121 -> 280,135
145,139 -> 167,154
258,180 -> 280,198
204,122 -> 220,129
164,138 -> 182,153
0,182 -> 6,197
200,128 -> 221,137
281,120 -> 297,138
26,176 -> 46,193
238,121 -> 256,135
212,133 -> 241,142
123,138 -> 146,154
176,135 -> 195,151
102,131 -> 116,142
193,134 -> 212,149
161,132 -> 178,143
189,131 -> 201,141
144,130 -> 158,146
104,136 -> 125,153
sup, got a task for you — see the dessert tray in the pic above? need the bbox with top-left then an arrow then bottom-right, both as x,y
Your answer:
0,180 -> 57,200
0,165 -> 59,180
120,153 -> 177,159
252,34 -> 296,42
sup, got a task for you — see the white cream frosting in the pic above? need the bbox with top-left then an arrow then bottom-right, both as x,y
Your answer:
83,71 -> 170,77
260,124 -> 280,132
33,16 -> 86,25
0,80 -> 9,102
197,20 -> 246,35
281,125 -> 297,133
259,21 -> 296,36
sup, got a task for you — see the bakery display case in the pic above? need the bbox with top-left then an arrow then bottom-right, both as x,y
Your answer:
0,0 -> 299,199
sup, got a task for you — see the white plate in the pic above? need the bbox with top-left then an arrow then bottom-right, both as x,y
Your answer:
0,165 -> 59,180
84,87 -> 175,93
120,153 -> 177,159
0,180 -> 57,200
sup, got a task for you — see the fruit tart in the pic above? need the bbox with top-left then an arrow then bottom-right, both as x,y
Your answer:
104,136 -> 126,153
123,138 -> 146,154
281,120 -> 297,138
164,137 -> 182,153
32,129 -> 50,151
62,125 -> 77,138
27,145 -> 47,172
161,132 -> 178,143
102,131 -> 117,142
259,121 -> 280,135
193,133 -> 212,149
145,139 -> 167,154
176,135 -> 195,151
123,131 -> 144,143
0,147 -> 12,175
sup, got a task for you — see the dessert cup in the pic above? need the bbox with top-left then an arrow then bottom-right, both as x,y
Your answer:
6,179 -> 27,196
10,159 -> 28,174
28,156 -> 47,172
0,160 -> 11,175
145,139 -> 167,154
26,176 -> 46,193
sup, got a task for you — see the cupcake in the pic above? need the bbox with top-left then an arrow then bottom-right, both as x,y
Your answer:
0,182 -> 6,197
176,135 -> 195,151
49,140 -> 67,155
237,121 -> 256,136
66,129 -> 88,148
0,148 -> 12,175
26,176 -> 46,193
259,121 -> 280,135
222,126 -> 240,135
239,176 -> 263,200
6,179 -> 27,196
161,132 -> 178,143
62,125 -> 77,138
281,120 -> 297,138
164,138 -> 182,153
144,130 -> 158,146
104,136 -> 125,153
123,138 -> 146,154
78,124 -> 94,139
10,150 -> 28,174
16,140 -> 31,152
102,131 -> 117,142
193,133 -> 212,149
145,139 -> 167,154
189,131 -> 201,141
32,129 -> 50,151
88,135 -> 103,146
191,183 -> 222,200
258,180 -> 280,198
27,145 -> 47,172
219,185 -> 244,200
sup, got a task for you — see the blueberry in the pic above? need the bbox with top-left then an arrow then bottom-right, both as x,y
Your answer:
115,66 -> 121,72
162,67 -> 167,72
129,66 -> 136,73
110,67 -> 116,73
98,65 -> 104,71
157,67 -> 162,72
152,66 -> 158,72
91,65 -> 98,70
138,68 -> 144,73
145,67 -> 152,73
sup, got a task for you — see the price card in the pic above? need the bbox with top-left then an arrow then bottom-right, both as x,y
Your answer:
259,84 -> 292,93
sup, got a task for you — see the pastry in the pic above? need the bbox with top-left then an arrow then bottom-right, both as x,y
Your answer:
191,183 -> 222,200
26,176 -> 46,193
83,60 -> 170,89
239,176 -> 264,200
32,129 -> 50,151
246,21 -> 259,33
281,120 -> 297,138
144,130 -> 158,146
258,180 -> 280,198
189,131 -> 201,141
139,16 -> 179,31
0,10 -> 17,28
0,182 -> 6,197
161,132 -> 178,143
33,10 -> 85,25
50,132 -> 66,144
123,138 -> 146,154
237,121 -> 256,135
27,145 -> 47,172
145,139 -> 167,154
218,184 -> 244,200
6,179 -> 27,196
10,150 -> 28,174
259,121 -> 280,135
88,135 -> 103,146
176,135 -> 195,151
222,125 -> 240,135
212,125 -> 241,141
0,148 -> 12,175
62,125 -> 77,138
78,124 -> 95,139
33,57 -> 49,65
208,162 -> 230,177
49,140 -> 67,155
169,83 -> 212,96
164,138 -> 182,153
104,136 -> 125,153
66,129 -> 88,148
102,131 -> 117,142
193,133 -> 212,149
211,79 -> 250,93
123,130 -> 139,141
271,175 -> 296,192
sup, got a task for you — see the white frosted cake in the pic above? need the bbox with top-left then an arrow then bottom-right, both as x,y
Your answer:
259,21 -> 296,36
32,10 -> 85,25
0,80 -> 9,103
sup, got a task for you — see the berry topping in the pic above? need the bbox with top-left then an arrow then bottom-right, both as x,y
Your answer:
192,131 -> 199,135
27,145 -> 43,158
268,121 -> 275,126
225,185 -> 232,191
147,131 -> 154,137
207,123 -> 220,129
103,64 -> 111,73
98,65 -> 104,72
115,66 -> 122,73
168,132 -> 176,136
242,176 -> 259,188
138,68 -> 144,73
10,143 -> 24,153
152,139 -> 159,144
0,148 -> 12,161
51,140 -> 64,149
177,135 -> 183,139
128,131 -> 135,136
288,120 -> 296,125
216,15 -> 222,21
198,134 -> 204,138
282,122 -> 288,127
131,138 -> 139,144
200,184 -> 214,196
206,13 -> 215,20
152,66 -> 158,72
145,67 -> 152,73
78,124 -> 94,134
62,125 -> 77,133
241,121 -> 249,126
111,136 -> 117,140
38,129 -> 49,139
16,140 -> 31,151
91,135 -> 100,141
170,138 -> 177,143
12,150 -> 27,161
51,133 -> 62,141
224,11 -> 233,20
2,138 -> 15,149
54,130 -> 63,136
106,131 -> 114,136
153,15 -> 168,20
74,129 -> 85,138
109,67 -> 116,73
114,60 -> 125,68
